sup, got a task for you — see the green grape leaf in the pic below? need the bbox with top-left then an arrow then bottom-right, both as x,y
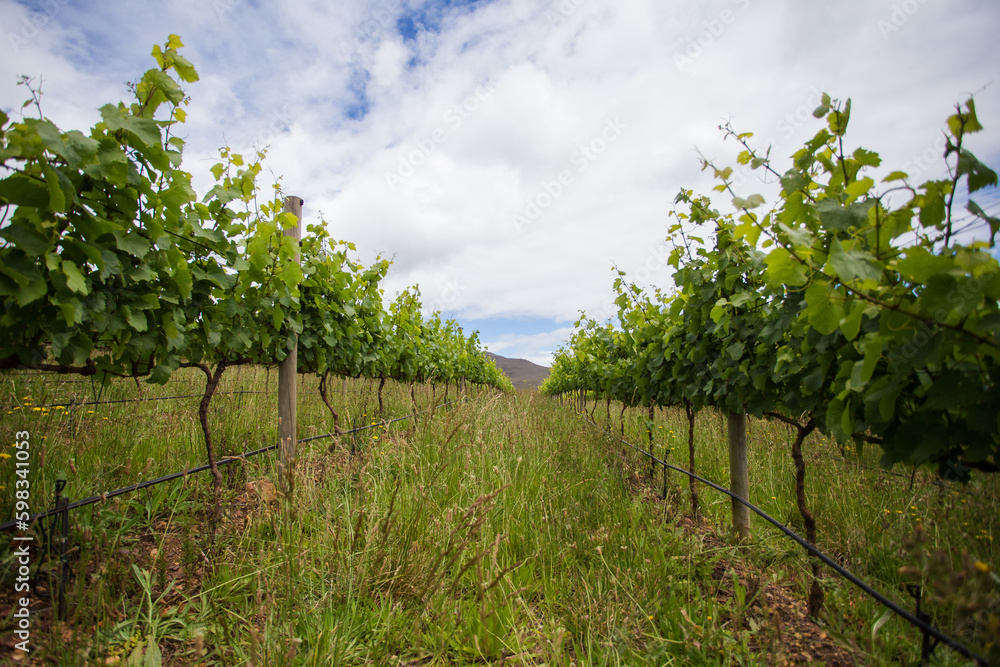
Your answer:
169,53 -> 199,83
764,247 -> 808,286
852,148 -> 881,168
61,260 -> 88,294
0,253 -> 47,305
826,398 -> 847,441
127,308 -> 148,332
957,149 -> 998,193
947,99 -> 984,136
115,232 -> 151,258
827,239 -> 881,283
142,69 -> 185,106
840,299 -> 867,341
860,337 -> 882,384
776,222 -> 814,247
0,174 -> 49,207
817,199 -> 871,232
804,282 -> 843,335
0,222 -> 49,256
100,104 -> 162,147
966,200 -> 1000,246
895,247 -> 954,283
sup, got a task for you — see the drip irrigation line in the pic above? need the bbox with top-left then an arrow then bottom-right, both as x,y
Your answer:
578,412 -> 988,666
4,390 -> 265,411
0,397 -> 462,533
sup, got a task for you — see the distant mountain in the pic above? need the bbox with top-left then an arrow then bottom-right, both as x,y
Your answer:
484,351 -> 550,389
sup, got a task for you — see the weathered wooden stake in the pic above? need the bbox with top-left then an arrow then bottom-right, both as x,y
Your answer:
647,402 -> 655,477
278,196 -> 302,497
728,409 -> 750,540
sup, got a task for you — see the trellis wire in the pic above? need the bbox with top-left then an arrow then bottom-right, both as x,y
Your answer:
0,398 -> 459,532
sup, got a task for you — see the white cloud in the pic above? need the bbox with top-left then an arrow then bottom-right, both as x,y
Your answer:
370,38 -> 411,93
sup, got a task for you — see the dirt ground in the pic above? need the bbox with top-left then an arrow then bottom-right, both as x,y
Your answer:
625,467 -> 858,666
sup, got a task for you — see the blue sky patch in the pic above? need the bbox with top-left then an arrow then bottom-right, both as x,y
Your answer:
461,316 -> 564,341
344,68 -> 371,120
396,0 -> 493,41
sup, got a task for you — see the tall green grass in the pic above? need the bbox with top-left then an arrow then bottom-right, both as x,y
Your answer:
1,373 -> 997,664
0,368 -> 425,517
572,394 -> 999,664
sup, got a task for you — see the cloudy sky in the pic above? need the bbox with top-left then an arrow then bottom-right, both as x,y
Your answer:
2,0 -> 999,366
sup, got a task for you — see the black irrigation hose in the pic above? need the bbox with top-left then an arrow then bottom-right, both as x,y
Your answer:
4,390 -> 265,411
578,412 -> 989,666
0,398 -> 461,533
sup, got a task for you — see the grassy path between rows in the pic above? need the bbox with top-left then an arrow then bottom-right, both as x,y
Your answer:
2,377 -> 997,665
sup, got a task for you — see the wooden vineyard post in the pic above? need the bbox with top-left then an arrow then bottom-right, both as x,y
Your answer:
647,402 -> 656,476
728,409 -> 750,540
278,196 -> 302,498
